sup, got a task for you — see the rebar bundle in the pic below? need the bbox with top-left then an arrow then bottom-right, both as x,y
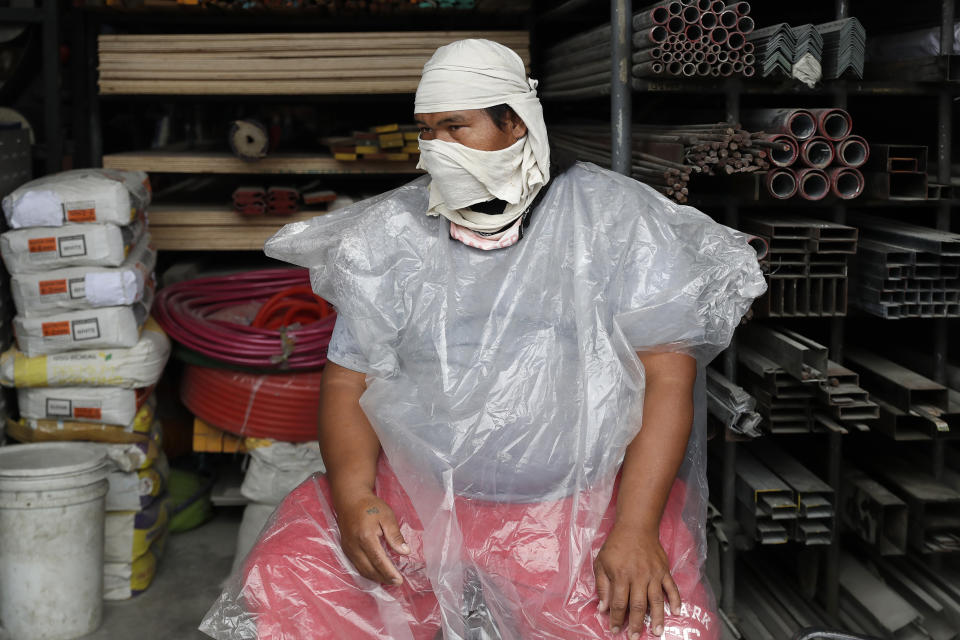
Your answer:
550,121 -> 774,203
741,108 -> 868,201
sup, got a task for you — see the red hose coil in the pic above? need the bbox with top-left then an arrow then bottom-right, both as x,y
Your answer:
181,365 -> 322,442
153,269 -> 336,370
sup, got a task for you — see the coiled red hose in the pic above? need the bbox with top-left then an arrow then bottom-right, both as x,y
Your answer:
181,365 -> 322,442
154,269 -> 336,370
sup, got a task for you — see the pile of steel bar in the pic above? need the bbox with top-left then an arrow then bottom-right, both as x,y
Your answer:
741,107 -> 868,201
736,326 -> 876,434
841,466 -> 909,556
747,17 -> 864,85
630,0 -> 756,80
816,17 -> 866,79
706,367 -> 763,438
864,144 -> 930,200
849,213 -> 960,319
844,347 -> 954,441
550,122 -> 781,203
740,214 -> 857,318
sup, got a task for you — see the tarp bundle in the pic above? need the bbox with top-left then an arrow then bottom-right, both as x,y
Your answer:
202,163 -> 765,639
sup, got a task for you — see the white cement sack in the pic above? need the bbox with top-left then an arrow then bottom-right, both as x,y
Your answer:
105,451 -> 169,511
230,502 -> 278,575
0,216 -> 144,275
104,496 -> 169,564
2,168 -> 150,229
18,385 -> 153,427
240,440 -> 326,505
0,316 -> 170,388
13,286 -> 152,356
10,232 -> 156,316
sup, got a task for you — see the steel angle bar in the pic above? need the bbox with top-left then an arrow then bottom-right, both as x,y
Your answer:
839,554 -> 922,637
841,467 -> 908,556
844,347 -> 948,415
851,213 -> 960,256
737,324 -> 827,382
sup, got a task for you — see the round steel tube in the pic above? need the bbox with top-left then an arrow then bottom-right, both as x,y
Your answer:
748,235 -> 769,260
682,5 -> 700,23
710,26 -> 729,44
682,62 -> 697,76
697,61 -> 711,75
766,169 -> 798,199
719,61 -> 733,76
694,49 -> 706,62
743,64 -> 755,77
699,10 -> 718,29
705,52 -> 718,64
650,25 -> 670,43
728,49 -> 740,62
700,35 -> 712,46
668,61 -> 683,75
732,60 -> 744,74
697,0 -> 711,9
668,1 -> 684,15
661,51 -> 675,63
727,30 -> 746,50
801,136 -> 835,168
737,15 -> 755,34
683,50 -> 695,62
710,0 -> 726,12
710,43 -> 722,53
828,167 -> 865,199
717,49 -> 729,62
685,24 -> 703,40
667,16 -> 685,33
742,52 -> 755,65
837,135 -> 870,168
683,40 -> 694,51
718,9 -> 737,28
797,168 -> 830,201
652,62 -> 665,74
728,1 -> 750,15
758,134 -> 799,167
811,108 -> 853,141
710,66 -> 722,77
743,41 -> 754,54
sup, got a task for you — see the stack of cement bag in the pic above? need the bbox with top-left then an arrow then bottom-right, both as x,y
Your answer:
0,168 -> 172,599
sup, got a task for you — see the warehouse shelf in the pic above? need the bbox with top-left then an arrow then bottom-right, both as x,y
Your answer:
148,204 -> 324,251
103,151 -> 422,175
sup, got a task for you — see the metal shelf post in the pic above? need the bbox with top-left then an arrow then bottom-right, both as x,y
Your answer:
610,0 -> 631,175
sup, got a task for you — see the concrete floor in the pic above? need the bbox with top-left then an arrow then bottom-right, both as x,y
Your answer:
81,507 -> 243,640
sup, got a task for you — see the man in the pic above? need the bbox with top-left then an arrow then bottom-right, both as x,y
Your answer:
202,39 -> 764,640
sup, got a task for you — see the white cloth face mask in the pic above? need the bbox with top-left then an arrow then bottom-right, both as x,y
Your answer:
417,136 -> 545,233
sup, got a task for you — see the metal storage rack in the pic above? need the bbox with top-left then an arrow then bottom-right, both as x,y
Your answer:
558,0 -> 959,627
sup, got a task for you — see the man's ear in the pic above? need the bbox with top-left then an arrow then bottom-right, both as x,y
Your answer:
509,112 -> 528,141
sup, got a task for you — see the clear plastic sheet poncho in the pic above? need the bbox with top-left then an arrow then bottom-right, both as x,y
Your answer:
201,162 -> 765,640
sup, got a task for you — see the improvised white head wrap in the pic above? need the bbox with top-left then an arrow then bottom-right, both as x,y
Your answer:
414,39 -> 550,237
415,39 -> 550,184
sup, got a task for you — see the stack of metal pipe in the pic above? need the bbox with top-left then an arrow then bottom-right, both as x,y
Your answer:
742,107 -> 869,201
632,0 -> 756,79
550,122 -> 779,203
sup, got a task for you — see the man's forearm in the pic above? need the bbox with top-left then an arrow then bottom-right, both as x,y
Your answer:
318,363 -> 382,499
616,354 -> 696,534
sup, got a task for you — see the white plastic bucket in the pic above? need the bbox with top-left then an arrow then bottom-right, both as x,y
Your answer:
0,443 -> 109,640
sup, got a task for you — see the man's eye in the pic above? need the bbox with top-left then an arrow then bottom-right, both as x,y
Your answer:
449,125 -> 463,131
418,127 -> 431,134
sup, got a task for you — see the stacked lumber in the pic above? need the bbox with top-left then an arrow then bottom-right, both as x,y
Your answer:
98,31 -> 530,94
326,123 -> 420,161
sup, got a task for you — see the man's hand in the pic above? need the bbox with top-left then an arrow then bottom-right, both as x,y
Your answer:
333,489 -> 411,585
594,522 -> 682,638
